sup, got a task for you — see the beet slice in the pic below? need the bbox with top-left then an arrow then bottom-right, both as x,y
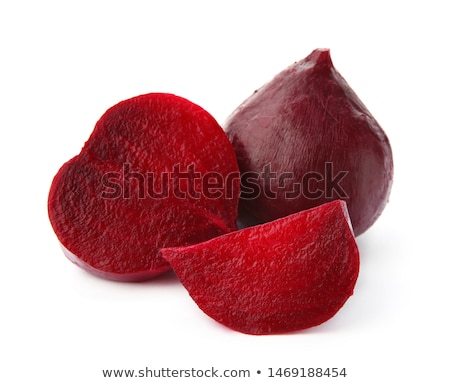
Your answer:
48,93 -> 240,281
224,48 -> 393,236
161,200 -> 359,335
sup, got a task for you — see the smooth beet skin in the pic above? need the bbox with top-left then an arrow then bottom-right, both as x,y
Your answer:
161,200 -> 360,335
48,93 -> 240,282
224,48 -> 394,236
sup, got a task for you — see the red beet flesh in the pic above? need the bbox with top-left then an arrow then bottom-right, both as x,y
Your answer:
48,93 -> 240,281
161,200 -> 360,335
224,48 -> 393,236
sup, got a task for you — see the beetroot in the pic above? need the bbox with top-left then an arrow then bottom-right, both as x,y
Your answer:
224,48 -> 393,236
161,200 -> 360,335
48,93 -> 240,281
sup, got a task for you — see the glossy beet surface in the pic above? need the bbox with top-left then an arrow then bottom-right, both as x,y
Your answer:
161,200 -> 360,335
48,93 -> 240,281
224,48 -> 393,236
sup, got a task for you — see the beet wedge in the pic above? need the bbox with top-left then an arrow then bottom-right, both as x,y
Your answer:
48,93 -> 240,281
161,200 -> 359,335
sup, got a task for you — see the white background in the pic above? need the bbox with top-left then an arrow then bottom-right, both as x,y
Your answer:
1,1 -> 449,382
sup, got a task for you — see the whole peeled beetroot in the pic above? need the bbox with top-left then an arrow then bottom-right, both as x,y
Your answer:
224,48 -> 393,236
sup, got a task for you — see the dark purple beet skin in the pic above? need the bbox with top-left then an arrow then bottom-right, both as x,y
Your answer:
48,93 -> 240,282
161,200 -> 360,335
224,48 -> 393,236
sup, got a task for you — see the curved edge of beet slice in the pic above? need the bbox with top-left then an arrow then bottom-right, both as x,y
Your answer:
60,243 -> 172,282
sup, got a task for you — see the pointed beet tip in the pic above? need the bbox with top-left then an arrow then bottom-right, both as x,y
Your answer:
306,48 -> 333,67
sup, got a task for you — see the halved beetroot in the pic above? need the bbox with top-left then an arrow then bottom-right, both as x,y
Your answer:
161,200 -> 360,335
48,93 -> 240,281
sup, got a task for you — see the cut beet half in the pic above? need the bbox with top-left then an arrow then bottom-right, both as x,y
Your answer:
48,93 -> 240,282
161,200 -> 360,335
